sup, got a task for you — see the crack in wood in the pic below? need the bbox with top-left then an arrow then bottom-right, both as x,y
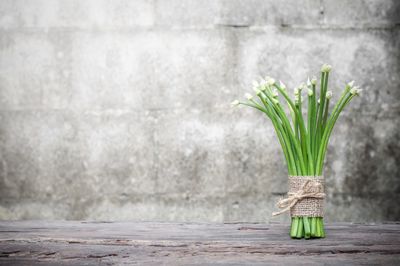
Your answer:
87,254 -> 118,258
238,226 -> 270,230
148,244 -> 189,248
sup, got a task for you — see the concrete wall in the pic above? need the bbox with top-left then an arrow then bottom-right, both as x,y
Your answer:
0,0 -> 399,222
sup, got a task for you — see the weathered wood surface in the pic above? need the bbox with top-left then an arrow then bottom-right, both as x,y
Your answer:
0,221 -> 399,265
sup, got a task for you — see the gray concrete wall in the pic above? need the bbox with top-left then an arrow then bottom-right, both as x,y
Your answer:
0,0 -> 399,222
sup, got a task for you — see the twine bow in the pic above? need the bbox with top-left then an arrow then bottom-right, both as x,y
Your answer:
272,179 -> 325,216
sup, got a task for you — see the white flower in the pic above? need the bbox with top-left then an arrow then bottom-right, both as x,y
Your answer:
279,80 -> 287,90
271,88 -> 279,98
259,78 -> 267,86
231,100 -> 240,106
294,92 -> 302,105
326,91 -> 333,99
350,86 -> 362,96
307,77 -> 311,86
252,81 -> 260,92
347,80 -> 355,88
266,77 -> 276,86
245,93 -> 253,100
321,64 -> 332,73
308,89 -> 313,96
256,79 -> 268,91
311,77 -> 317,85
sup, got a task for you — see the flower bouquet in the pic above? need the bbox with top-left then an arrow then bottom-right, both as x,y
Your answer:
232,65 -> 361,239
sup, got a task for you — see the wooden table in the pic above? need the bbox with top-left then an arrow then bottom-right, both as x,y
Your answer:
0,221 -> 399,265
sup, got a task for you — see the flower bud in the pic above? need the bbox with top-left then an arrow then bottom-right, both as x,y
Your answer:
321,64 -> 332,73
294,93 -> 302,105
257,79 -> 265,86
279,80 -> 286,90
255,89 -> 262,96
271,88 -> 279,98
294,87 -> 300,96
231,100 -> 240,106
245,93 -> 253,100
308,89 -> 313,96
307,77 -> 311,87
267,77 -> 276,86
326,91 -> 333,99
347,80 -> 355,88
350,86 -> 362,96
311,77 -> 317,85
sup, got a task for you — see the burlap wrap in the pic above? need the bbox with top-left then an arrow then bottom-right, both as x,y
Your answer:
289,176 -> 324,217
272,176 -> 325,217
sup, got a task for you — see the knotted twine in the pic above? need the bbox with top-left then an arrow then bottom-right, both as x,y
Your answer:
272,176 -> 325,217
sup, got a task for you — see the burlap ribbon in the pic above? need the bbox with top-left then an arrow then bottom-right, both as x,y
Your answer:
272,176 -> 325,217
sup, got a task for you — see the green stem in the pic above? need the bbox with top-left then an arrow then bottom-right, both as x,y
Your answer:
296,218 -> 304,238
316,93 -> 355,174
315,72 -> 328,166
310,217 -> 317,237
257,95 -> 297,175
261,91 -> 305,175
304,217 -> 311,239
315,218 -> 321,237
274,84 -> 307,174
290,217 -> 298,238
322,98 -> 330,134
320,218 -> 325,238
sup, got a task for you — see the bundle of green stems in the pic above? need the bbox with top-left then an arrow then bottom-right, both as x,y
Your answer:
232,64 -> 361,239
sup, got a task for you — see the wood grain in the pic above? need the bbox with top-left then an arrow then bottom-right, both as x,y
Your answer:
0,221 -> 399,265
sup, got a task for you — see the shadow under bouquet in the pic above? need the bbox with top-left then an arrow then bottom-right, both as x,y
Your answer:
232,64 -> 361,239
